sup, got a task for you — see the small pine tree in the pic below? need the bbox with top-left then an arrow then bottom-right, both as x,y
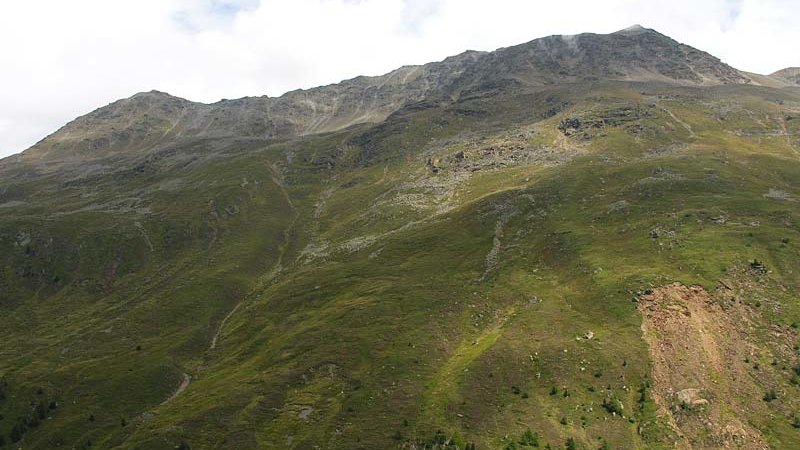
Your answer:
565,437 -> 577,450
10,422 -> 26,443
602,397 -> 624,415
36,401 -> 47,420
520,428 -> 539,446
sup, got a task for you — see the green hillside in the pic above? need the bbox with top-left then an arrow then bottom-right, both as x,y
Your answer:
1,27 -> 800,450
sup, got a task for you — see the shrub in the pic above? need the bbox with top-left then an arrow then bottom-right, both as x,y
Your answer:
638,384 -> 647,406
602,397 -> 624,415
10,422 -> 26,443
35,401 -> 47,420
520,428 -> 539,446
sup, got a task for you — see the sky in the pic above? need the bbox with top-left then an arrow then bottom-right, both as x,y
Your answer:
0,0 -> 798,158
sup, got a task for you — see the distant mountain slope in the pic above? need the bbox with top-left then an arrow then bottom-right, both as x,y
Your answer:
16,26 -> 748,166
772,67 -> 800,85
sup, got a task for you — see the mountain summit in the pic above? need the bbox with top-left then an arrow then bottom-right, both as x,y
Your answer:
1,26 -> 800,450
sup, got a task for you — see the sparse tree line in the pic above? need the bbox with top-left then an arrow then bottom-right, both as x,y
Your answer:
0,381 -> 58,447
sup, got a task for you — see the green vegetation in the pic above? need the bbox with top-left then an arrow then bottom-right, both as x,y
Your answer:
1,28 -> 800,450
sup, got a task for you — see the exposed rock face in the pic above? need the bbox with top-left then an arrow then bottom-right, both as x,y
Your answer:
449,25 -> 749,90
676,388 -> 708,408
12,26 -> 749,167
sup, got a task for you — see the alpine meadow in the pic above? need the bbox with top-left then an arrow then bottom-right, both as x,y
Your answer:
2,24 -> 800,450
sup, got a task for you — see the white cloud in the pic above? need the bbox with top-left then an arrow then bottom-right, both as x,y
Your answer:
1,0 -> 798,158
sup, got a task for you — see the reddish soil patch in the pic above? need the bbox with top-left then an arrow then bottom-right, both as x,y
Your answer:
638,283 -> 769,449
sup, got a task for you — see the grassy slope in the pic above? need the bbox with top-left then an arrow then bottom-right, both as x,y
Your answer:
1,82 -> 800,449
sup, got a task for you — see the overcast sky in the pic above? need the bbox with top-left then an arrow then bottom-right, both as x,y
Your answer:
1,0 -> 798,158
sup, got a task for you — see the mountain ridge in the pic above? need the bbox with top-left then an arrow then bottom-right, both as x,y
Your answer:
13,25 -> 754,166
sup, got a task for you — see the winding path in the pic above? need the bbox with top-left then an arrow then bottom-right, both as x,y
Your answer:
161,373 -> 191,405
160,163 -> 299,406
209,302 -> 243,350
658,104 -> 696,138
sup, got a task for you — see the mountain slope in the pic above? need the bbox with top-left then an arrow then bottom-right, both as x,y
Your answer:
1,27 -> 800,450
772,67 -> 800,85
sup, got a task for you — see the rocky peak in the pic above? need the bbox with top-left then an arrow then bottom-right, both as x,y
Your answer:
613,24 -> 651,36
129,89 -> 182,100
472,25 -> 750,87
19,91 -> 198,162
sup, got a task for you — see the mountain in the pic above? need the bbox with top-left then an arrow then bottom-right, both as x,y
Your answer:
1,26 -> 800,450
772,67 -> 800,85
15,26 -> 747,167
